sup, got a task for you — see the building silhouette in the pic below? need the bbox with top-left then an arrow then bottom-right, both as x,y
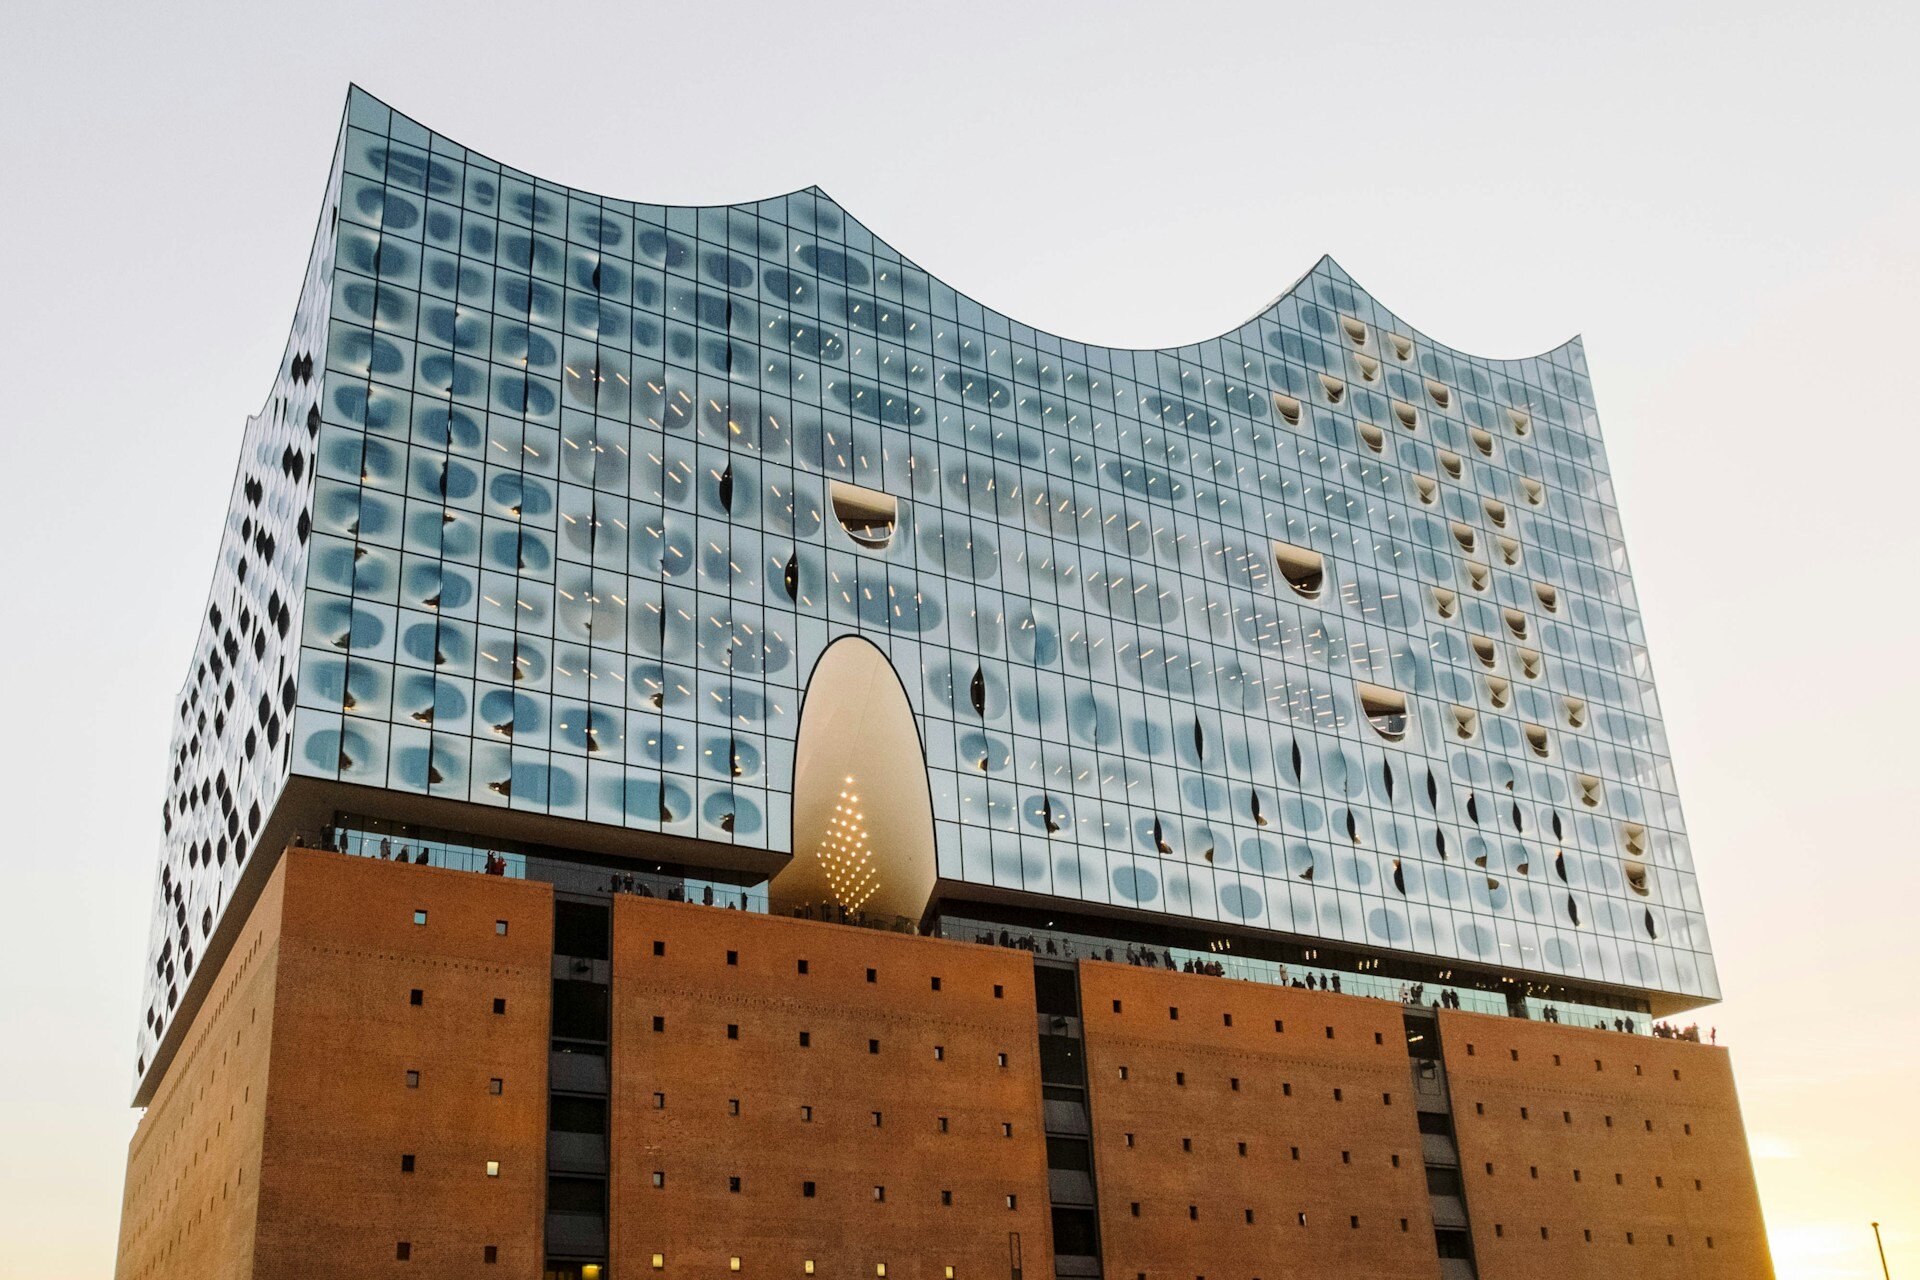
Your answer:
117,88 -> 1771,1280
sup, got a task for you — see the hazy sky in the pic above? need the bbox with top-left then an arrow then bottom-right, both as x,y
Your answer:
2,3 -> 1916,1277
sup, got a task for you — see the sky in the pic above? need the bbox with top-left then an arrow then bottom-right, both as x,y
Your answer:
0,2 -> 1915,1276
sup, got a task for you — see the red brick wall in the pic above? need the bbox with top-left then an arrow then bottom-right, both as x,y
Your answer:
608,896 -> 1055,1280
253,849 -> 554,1279
115,853 -> 1775,1280
116,866 -> 284,1280
1439,1009 -> 1772,1279
1078,963 -> 1441,1280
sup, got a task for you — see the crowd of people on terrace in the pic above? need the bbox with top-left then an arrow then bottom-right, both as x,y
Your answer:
604,872 -> 756,910
300,830 -> 513,875
1652,1019 -> 1715,1043
307,828 -> 1709,1044
971,923 -> 1689,1038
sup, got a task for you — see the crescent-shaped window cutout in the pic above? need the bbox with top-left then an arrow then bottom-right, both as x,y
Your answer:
1273,541 -> 1325,600
1625,859 -> 1651,897
830,480 -> 898,550
1357,683 -> 1409,742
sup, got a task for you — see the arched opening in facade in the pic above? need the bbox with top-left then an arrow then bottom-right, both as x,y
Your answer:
772,636 -> 937,925
1356,682 -> 1409,741
830,480 -> 899,550
1273,542 -> 1326,600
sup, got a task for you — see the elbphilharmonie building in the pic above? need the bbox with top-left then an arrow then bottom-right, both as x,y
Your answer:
119,88 -> 1768,1280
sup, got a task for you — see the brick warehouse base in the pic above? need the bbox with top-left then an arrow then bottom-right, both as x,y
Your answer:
116,850 -> 1773,1280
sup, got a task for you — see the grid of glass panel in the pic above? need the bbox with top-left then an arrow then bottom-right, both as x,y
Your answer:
137,130 -> 340,1081
140,86 -> 1718,1087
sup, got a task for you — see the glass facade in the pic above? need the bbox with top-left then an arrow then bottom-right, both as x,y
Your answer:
138,86 -> 1717,1088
